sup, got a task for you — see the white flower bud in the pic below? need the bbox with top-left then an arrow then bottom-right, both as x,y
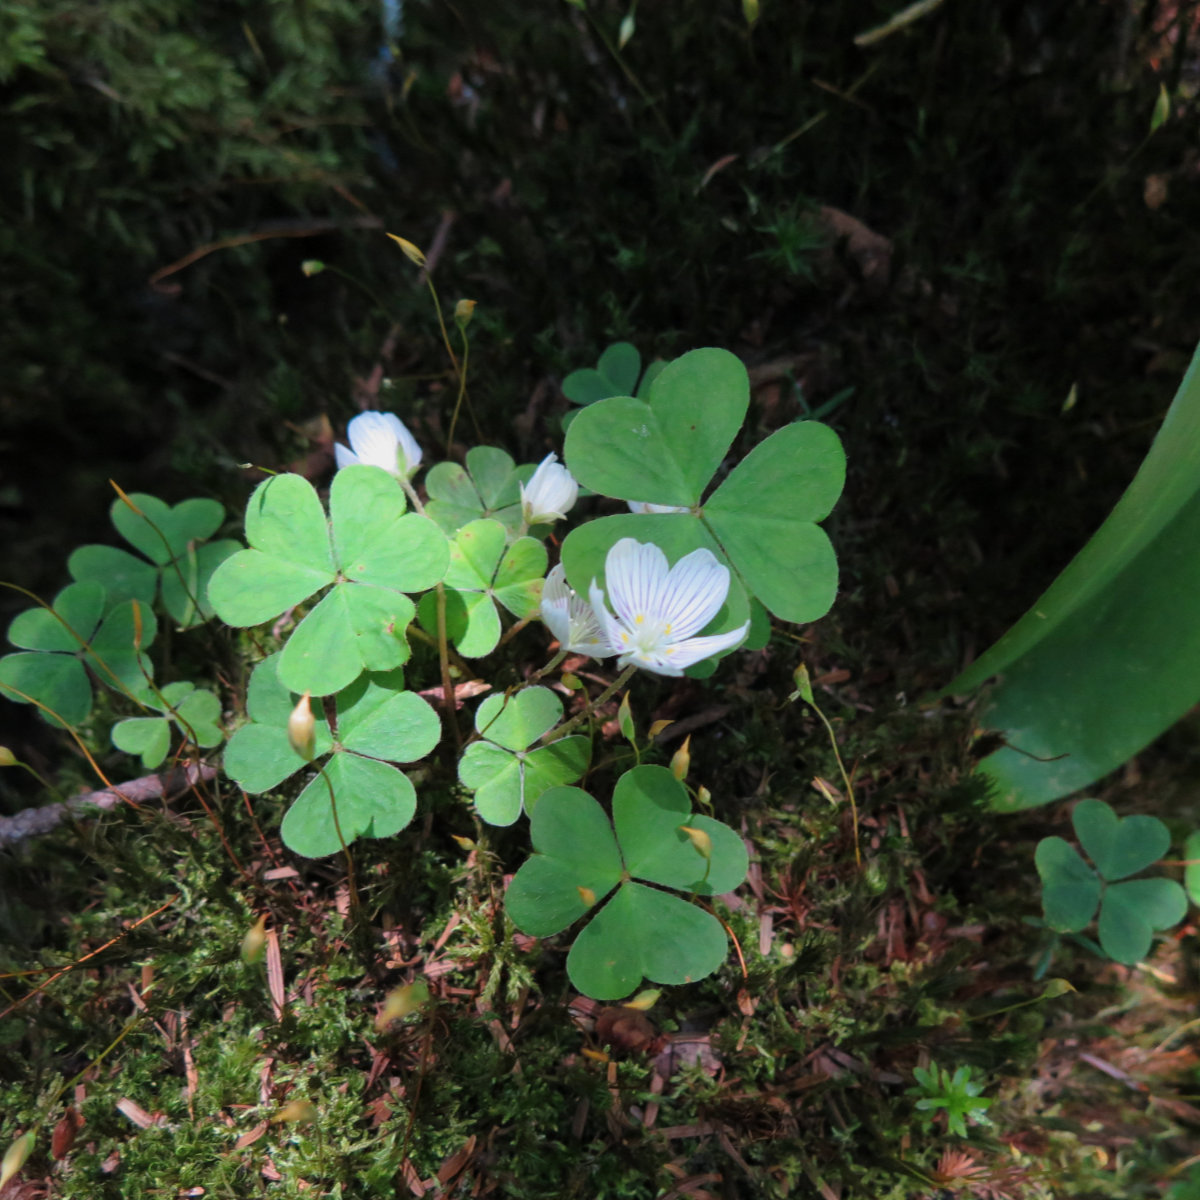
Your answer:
520,453 -> 579,525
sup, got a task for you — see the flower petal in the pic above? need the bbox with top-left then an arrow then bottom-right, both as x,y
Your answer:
658,549 -> 731,640
522,453 -> 578,524
663,622 -> 751,670
334,443 -> 360,470
603,538 -> 669,629
627,501 -> 689,515
540,564 -> 572,645
588,579 -> 624,656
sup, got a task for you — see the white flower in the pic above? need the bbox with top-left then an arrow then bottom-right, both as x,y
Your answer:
540,564 -> 614,657
588,539 -> 749,677
520,453 -> 579,525
335,411 -> 422,478
627,500 -> 689,515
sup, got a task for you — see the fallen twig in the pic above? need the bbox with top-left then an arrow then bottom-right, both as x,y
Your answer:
0,761 -> 217,847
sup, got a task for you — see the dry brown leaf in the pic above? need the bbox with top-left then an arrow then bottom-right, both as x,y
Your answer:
436,1135 -> 477,1185
115,1099 -> 160,1129
265,931 -> 285,1019
50,1107 -> 83,1160
235,1121 -> 269,1150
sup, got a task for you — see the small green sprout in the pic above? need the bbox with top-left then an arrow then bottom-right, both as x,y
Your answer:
908,1062 -> 994,1138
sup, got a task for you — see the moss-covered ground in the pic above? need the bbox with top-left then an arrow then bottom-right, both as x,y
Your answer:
3,2 -> 1200,1197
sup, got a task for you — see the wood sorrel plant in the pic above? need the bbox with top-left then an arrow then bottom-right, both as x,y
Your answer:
207,342 -> 845,997
0,328 -> 845,999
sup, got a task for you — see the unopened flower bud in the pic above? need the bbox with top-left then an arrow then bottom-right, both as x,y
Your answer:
670,735 -> 691,782
791,663 -> 815,705
454,299 -> 476,329
301,259 -> 325,277
695,785 -> 712,810
0,747 -> 16,767
241,914 -> 268,965
618,693 -> 634,743
520,453 -> 579,525
679,825 -> 712,861
577,885 -> 597,908
287,692 -> 316,761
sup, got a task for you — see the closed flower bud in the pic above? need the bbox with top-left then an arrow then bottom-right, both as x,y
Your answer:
670,735 -> 691,782
241,914 -> 268,965
791,663 -> 815,705
577,885 -> 597,907
454,298 -> 476,329
287,692 -> 316,762
520,453 -> 579,525
617,692 -> 635,743
0,747 -> 16,767
679,825 -> 712,861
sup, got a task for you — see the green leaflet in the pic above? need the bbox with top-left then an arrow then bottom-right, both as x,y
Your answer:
424,447 -> 535,537
0,581 -> 157,727
505,766 -> 749,999
69,493 -> 239,629
223,654 -> 439,857
207,465 -> 448,695
456,687 -> 590,825
415,520 -> 546,657
111,681 -> 223,769
1035,799 -> 1186,965
562,347 -> 844,628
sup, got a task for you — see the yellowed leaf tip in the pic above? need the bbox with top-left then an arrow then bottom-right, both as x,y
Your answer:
624,988 -> 661,1011
386,233 -> 427,266
273,1099 -> 317,1125
376,980 -> 431,1028
0,1132 -> 35,1190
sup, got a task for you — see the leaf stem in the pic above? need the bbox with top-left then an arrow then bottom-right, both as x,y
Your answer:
802,689 -> 862,868
446,322 -> 470,451
540,663 -> 637,743
399,479 -> 460,750
317,761 -> 364,929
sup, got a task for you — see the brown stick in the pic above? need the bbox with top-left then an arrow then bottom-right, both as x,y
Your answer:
0,762 -> 217,847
